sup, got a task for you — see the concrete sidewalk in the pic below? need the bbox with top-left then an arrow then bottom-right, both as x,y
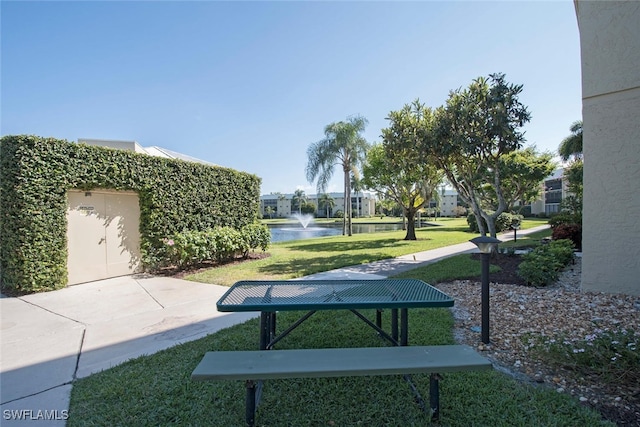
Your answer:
0,225 -> 548,425
0,276 -> 258,426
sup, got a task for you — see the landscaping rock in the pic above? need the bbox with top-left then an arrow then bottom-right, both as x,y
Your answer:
439,256 -> 640,426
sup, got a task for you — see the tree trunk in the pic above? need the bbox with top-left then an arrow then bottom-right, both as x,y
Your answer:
486,219 -> 497,238
343,169 -> 353,236
404,208 -> 417,240
402,209 -> 407,230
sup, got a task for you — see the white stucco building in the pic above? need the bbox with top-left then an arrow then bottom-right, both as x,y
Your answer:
260,191 -> 377,218
575,1 -> 640,295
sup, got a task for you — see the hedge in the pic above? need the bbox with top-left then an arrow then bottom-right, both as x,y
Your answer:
159,224 -> 270,270
0,135 -> 261,294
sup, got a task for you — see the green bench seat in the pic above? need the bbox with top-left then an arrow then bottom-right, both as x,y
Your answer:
192,345 -> 492,426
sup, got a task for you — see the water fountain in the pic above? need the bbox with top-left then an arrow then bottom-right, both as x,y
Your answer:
292,213 -> 314,229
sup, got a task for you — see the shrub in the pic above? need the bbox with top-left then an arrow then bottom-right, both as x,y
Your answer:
548,212 -> 580,229
517,252 -> 560,286
211,227 -> 247,261
467,212 -> 523,234
156,223 -> 270,270
517,239 -> 574,286
163,231 -> 213,268
240,223 -> 270,255
547,239 -> 575,266
551,223 -> 582,250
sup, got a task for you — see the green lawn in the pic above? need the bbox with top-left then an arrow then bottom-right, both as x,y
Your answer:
187,218 -> 549,286
68,306 -> 609,426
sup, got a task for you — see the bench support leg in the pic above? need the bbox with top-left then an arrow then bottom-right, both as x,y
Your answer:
429,373 -> 442,421
245,380 -> 257,426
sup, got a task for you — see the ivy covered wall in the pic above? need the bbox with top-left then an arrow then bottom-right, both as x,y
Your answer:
0,135 -> 261,294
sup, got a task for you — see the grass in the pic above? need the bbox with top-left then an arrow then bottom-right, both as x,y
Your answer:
394,254 -> 501,283
392,229 -> 553,284
68,219 -> 605,426
68,310 -> 611,426
187,219 -> 549,286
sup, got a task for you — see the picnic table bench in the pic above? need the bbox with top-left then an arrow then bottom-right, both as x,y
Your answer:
191,279 -> 492,425
192,345 -> 492,426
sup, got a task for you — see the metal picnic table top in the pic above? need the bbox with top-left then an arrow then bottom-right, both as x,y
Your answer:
216,279 -> 454,312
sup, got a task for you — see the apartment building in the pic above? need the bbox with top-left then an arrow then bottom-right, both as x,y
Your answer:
529,168 -> 570,216
260,191 -> 377,218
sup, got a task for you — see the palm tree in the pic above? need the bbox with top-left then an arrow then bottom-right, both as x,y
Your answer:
318,193 -> 335,219
265,206 -> 275,219
306,116 -> 369,235
292,189 -> 307,214
559,120 -> 583,162
351,172 -> 363,218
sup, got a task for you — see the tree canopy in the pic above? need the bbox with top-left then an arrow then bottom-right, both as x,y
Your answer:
428,73 -> 532,237
559,120 -> 584,220
362,102 -> 443,240
558,120 -> 583,162
493,147 -> 556,212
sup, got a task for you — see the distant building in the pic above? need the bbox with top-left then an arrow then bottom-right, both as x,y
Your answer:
427,189 -> 460,217
260,191 -> 377,218
529,168 -> 569,216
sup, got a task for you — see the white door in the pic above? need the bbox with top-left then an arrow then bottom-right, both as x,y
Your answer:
67,190 -> 141,285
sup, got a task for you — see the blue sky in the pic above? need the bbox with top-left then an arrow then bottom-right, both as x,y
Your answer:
1,1 -> 581,195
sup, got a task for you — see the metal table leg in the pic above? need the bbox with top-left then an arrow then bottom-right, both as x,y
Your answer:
400,308 -> 408,346
259,312 -> 269,350
391,308 -> 398,342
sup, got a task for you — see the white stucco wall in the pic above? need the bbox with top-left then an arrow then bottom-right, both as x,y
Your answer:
576,1 -> 640,295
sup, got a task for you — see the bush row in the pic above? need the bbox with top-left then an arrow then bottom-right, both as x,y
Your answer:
517,239 -> 575,286
156,223 -> 270,270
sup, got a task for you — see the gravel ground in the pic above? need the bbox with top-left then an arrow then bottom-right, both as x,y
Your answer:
437,256 -> 640,425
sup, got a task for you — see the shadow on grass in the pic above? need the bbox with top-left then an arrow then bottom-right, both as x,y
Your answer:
284,238 -> 410,253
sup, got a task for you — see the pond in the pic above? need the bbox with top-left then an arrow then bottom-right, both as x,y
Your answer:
268,222 -> 411,243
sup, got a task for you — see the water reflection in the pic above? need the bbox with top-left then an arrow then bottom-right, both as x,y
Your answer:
268,223 -> 404,243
